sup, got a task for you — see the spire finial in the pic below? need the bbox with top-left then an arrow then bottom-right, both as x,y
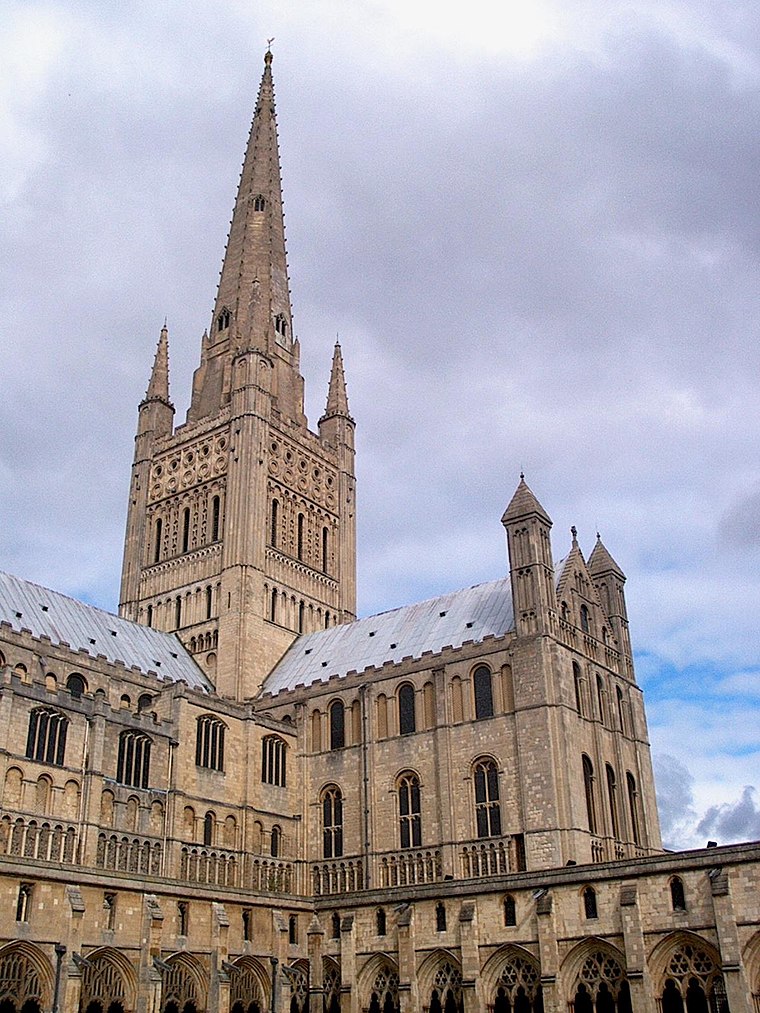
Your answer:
265,38 -> 274,64
571,525 -> 578,546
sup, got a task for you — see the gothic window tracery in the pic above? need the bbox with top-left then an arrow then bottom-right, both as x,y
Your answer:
26,707 -> 68,766
262,736 -> 286,786
572,949 -> 631,1013
474,757 -> 502,838
398,771 -> 421,848
116,731 -> 152,788
322,785 -> 343,859
582,755 -> 597,835
492,952 -> 542,1013
428,960 -> 463,1013
0,946 -> 45,1011
367,964 -> 400,1013
196,715 -> 226,771
660,943 -> 726,1013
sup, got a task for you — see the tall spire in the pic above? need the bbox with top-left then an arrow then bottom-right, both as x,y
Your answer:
188,49 -> 296,422
321,342 -> 352,421
144,324 -> 172,405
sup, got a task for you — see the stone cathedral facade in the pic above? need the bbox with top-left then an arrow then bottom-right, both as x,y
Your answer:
1,50 -> 759,1013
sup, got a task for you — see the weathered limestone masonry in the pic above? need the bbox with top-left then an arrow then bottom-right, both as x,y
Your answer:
1,49 -> 759,1013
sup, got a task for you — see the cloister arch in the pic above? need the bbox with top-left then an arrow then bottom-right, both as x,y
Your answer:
648,933 -> 726,1013
417,951 -> 463,1013
322,957 -> 341,1013
561,939 -> 631,1013
359,954 -> 400,1013
0,941 -> 54,1013
743,930 -> 760,1004
230,955 -> 270,1013
481,945 -> 543,1013
160,952 -> 208,1013
79,946 -> 137,1013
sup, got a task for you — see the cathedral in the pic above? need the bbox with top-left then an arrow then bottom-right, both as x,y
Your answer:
1,50 -> 758,1013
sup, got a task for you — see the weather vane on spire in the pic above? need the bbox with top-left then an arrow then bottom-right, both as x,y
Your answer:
267,37 -> 275,49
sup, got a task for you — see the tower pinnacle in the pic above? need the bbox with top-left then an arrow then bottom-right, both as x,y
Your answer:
188,50 -> 298,423
321,342 -> 352,421
144,324 -> 172,406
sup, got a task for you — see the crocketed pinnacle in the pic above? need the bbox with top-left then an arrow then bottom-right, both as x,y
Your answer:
588,533 -> 626,580
322,342 -> 352,420
144,325 -> 172,406
501,476 -> 552,525
212,50 -> 291,350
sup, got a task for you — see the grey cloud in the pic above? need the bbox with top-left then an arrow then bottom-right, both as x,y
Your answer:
654,753 -> 699,850
696,786 -> 760,845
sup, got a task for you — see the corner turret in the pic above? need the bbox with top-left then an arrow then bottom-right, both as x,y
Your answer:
501,476 -> 556,635
589,533 -> 633,672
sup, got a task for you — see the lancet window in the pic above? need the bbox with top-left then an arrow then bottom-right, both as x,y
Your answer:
26,707 -> 68,766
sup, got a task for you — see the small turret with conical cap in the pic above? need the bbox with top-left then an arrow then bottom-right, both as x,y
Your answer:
589,533 -> 633,670
138,324 -> 174,438
502,475 -> 556,635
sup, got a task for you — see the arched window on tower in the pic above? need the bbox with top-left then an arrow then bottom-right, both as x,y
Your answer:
297,513 -> 305,560
596,674 -> 606,724
153,517 -> 162,563
580,604 -> 590,633
627,772 -> 641,845
606,763 -> 619,839
582,754 -> 597,835
322,785 -> 343,859
398,771 -> 421,848
274,313 -> 288,338
217,308 -> 231,331
322,526 -> 329,573
261,735 -> 286,786
271,824 -> 282,857
473,665 -> 494,719
398,684 -> 416,735
616,686 -> 626,733
181,507 -> 190,553
175,596 -> 182,629
26,707 -> 68,766
66,673 -> 86,698
205,585 -> 213,620
329,700 -> 345,750
473,757 -> 502,838
270,588 -> 278,623
271,499 -> 279,547
196,715 -> 226,771
116,730 -> 152,788
146,603 -> 153,627
573,661 -> 583,715
211,495 -> 221,541
203,810 -> 215,846
253,195 -> 266,211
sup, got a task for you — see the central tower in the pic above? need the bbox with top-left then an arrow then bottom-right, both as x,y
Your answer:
119,51 -> 357,700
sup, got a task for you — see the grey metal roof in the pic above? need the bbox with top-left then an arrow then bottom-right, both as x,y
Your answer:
264,577 -> 515,696
0,570 -> 212,692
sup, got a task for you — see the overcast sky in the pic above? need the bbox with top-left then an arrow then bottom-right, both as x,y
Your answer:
2,1 -> 759,851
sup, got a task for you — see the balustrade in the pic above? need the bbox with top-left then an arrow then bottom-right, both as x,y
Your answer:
378,848 -> 442,888
312,857 -> 363,895
1,815 -> 77,864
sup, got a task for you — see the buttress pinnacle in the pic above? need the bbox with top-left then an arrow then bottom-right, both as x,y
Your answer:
144,325 -> 172,406
322,342 -> 352,420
